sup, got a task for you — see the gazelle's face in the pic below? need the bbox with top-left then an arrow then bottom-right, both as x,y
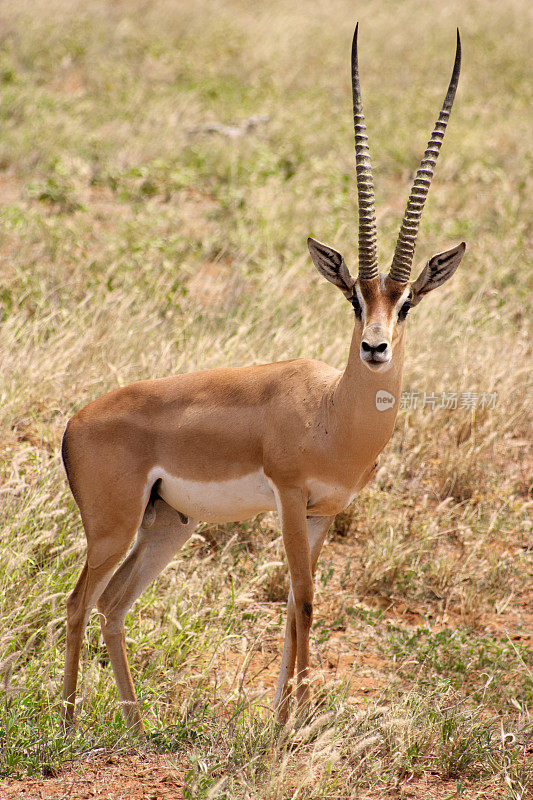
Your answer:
352,275 -> 411,372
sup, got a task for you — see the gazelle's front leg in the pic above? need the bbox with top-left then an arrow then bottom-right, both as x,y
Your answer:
275,488 -> 319,718
274,514 -> 334,722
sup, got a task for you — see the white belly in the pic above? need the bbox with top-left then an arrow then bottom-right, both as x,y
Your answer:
146,466 -> 277,523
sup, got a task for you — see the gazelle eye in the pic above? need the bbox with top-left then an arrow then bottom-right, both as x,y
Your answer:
351,293 -> 363,320
398,301 -> 411,321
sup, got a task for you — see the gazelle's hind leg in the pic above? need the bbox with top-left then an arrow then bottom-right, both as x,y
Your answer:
64,533 -> 135,729
96,498 -> 197,733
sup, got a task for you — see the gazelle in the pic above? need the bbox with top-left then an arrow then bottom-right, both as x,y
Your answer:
62,25 -> 465,733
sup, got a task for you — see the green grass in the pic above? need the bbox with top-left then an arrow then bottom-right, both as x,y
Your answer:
0,0 -> 531,797
386,626 -> 532,709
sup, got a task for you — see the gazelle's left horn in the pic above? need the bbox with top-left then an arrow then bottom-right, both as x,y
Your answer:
389,30 -> 462,283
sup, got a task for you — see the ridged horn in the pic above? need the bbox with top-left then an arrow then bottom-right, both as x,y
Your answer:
352,23 -> 379,280
389,29 -> 462,283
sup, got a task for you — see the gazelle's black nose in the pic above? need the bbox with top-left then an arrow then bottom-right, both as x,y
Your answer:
361,340 -> 388,358
360,324 -> 392,368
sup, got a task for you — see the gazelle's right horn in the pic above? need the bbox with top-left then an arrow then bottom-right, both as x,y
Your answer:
389,30 -> 462,283
352,23 -> 379,281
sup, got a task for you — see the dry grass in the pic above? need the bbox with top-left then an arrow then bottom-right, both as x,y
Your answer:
0,0 -> 531,797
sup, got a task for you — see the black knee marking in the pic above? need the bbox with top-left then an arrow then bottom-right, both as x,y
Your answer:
302,601 -> 313,623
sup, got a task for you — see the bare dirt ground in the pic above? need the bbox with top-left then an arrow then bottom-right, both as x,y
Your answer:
0,754 -> 185,800
2,751 -> 530,800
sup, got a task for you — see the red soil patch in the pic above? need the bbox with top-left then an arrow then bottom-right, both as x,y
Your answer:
0,754 -> 185,800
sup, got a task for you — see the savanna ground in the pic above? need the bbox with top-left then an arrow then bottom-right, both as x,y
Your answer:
0,0 -> 531,797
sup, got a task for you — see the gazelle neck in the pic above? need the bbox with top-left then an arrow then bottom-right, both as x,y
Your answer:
333,321 -> 406,446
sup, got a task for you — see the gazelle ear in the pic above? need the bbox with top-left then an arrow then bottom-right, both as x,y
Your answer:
308,237 -> 355,298
410,242 -> 466,305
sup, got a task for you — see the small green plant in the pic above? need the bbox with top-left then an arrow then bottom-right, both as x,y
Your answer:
386,626 -> 533,711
